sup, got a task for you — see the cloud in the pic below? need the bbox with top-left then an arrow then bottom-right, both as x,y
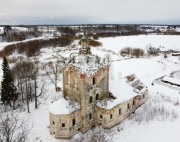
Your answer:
0,0 -> 180,24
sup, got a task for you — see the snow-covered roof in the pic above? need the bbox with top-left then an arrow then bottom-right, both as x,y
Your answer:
97,78 -> 139,109
66,54 -> 109,77
48,98 -> 80,115
172,52 -> 180,56
162,76 -> 180,86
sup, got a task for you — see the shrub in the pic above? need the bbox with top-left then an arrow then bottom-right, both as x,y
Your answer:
93,34 -> 99,40
87,32 -> 94,37
75,34 -> 83,39
78,39 -> 102,47
89,40 -> 102,47
120,47 -> 144,58
120,47 -> 132,56
132,48 -> 144,58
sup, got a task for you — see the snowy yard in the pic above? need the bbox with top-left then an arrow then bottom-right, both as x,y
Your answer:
0,35 -> 180,142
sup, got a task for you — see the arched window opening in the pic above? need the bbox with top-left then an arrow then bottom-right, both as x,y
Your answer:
89,96 -> 93,104
133,100 -> 135,106
89,113 -> 92,120
110,114 -> 113,119
96,94 -> 99,100
72,119 -> 76,126
93,77 -> 95,85
119,108 -> 121,115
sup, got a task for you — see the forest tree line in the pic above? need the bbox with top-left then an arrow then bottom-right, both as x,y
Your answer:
0,35 -> 74,57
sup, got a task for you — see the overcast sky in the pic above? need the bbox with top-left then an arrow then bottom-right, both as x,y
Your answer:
0,0 -> 180,25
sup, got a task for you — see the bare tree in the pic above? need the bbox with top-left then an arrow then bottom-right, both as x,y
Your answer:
71,126 -> 115,142
45,61 -> 62,91
21,61 -> 34,113
34,82 -> 45,109
30,59 -> 46,109
12,60 -> 34,112
0,112 -> 31,142
12,61 -> 26,103
12,58 -> 45,110
30,59 -> 40,109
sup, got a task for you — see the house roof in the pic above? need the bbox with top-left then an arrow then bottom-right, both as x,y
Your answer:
97,77 -> 139,109
48,98 -> 80,115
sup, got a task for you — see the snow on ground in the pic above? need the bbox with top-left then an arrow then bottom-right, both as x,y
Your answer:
162,76 -> 180,86
98,35 -> 180,53
91,47 -> 121,61
0,35 -> 180,142
12,27 -> 29,32
167,55 -> 180,64
173,71 -> 180,79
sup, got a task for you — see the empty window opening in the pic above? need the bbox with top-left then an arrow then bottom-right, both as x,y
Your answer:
62,123 -> 65,127
133,100 -> 135,106
119,108 -> 122,115
100,115 -> 103,119
96,94 -> 99,100
52,121 -> 55,125
110,114 -> 113,119
72,119 -> 76,126
93,77 -> 95,85
89,113 -> 92,120
128,103 -> 130,109
89,96 -> 93,104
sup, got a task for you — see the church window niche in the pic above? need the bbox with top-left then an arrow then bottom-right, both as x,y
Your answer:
119,108 -> 122,115
128,103 -> 130,109
89,113 -> 92,120
96,94 -> 99,100
72,119 -> 76,126
93,77 -> 95,85
89,96 -> 93,104
62,123 -> 65,128
133,100 -> 135,106
110,114 -> 113,119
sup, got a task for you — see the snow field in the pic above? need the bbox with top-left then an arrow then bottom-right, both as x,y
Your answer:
0,35 -> 180,142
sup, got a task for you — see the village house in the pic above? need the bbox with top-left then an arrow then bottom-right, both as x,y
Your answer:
48,37 -> 148,139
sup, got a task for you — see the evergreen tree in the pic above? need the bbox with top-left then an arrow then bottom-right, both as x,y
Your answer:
1,57 -> 18,109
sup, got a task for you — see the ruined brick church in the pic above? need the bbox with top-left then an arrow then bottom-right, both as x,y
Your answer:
48,37 -> 148,139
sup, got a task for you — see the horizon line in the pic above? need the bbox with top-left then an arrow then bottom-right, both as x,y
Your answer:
0,23 -> 180,27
